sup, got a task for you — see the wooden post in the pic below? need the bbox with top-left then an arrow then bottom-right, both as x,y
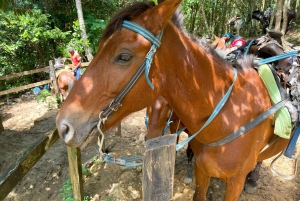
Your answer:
49,60 -> 59,96
67,147 -> 84,201
143,134 -> 177,201
115,122 -> 121,137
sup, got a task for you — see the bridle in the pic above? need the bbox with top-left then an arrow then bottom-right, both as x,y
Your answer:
96,20 -> 164,157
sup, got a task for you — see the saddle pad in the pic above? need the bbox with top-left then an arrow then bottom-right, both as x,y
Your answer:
258,64 -> 292,139
55,69 -> 74,78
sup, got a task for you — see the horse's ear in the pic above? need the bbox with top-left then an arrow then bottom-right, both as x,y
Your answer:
145,0 -> 182,32
213,35 -> 220,41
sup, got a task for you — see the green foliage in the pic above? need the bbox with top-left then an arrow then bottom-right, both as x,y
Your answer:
35,89 -> 51,103
0,8 -> 70,96
35,89 -> 59,110
58,174 -> 90,201
81,164 -> 92,176
85,14 -> 107,54
58,178 -> 73,201
92,156 -> 100,164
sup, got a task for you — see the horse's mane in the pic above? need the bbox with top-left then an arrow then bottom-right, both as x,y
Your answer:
101,1 -> 184,41
102,1 -> 255,70
234,54 -> 259,70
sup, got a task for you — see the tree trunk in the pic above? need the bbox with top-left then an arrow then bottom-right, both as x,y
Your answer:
281,0 -> 291,35
198,1 -> 209,36
75,0 -> 94,62
0,115 -> 4,133
269,0 -> 278,30
296,0 -> 300,21
275,0 -> 283,31
188,3 -> 199,34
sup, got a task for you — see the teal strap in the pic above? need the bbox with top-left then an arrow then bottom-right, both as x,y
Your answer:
123,20 -> 161,47
162,109 -> 174,135
123,20 -> 164,89
176,68 -> 238,151
244,40 -> 255,56
257,51 -> 298,65
103,154 -> 142,167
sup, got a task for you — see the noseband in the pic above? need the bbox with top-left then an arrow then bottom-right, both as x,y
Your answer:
98,21 -> 164,130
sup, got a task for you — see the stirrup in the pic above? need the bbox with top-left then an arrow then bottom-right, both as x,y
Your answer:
270,150 -> 298,180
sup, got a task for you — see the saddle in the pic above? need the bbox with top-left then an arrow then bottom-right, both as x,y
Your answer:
55,68 -> 74,78
224,39 -> 299,138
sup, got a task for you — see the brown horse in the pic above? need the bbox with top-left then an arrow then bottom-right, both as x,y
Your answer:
56,1 -> 293,200
57,71 -> 76,100
211,35 -> 227,51
54,58 -> 76,100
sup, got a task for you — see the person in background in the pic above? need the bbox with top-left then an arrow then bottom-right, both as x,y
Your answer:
63,47 -> 82,80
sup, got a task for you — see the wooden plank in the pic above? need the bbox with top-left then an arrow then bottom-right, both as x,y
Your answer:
67,147 -> 84,201
143,134 -> 177,201
0,80 -> 51,96
81,62 -> 90,67
0,127 -> 59,201
0,67 -> 50,81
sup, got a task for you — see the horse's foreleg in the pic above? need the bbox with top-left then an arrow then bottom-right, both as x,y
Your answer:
244,162 -> 262,194
193,163 -> 210,201
184,143 -> 194,184
224,173 -> 247,201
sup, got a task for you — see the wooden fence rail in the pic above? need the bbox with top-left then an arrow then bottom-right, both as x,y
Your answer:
0,61 -> 90,97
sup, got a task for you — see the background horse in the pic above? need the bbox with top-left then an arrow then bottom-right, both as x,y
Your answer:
211,35 -> 227,50
252,9 -> 297,34
54,58 -> 76,100
56,1 -> 294,200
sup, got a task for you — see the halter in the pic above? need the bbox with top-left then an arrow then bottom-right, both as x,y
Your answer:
97,20 -> 164,164
99,20 -> 164,129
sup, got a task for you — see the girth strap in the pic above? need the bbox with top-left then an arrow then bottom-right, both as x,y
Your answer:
204,98 -> 288,147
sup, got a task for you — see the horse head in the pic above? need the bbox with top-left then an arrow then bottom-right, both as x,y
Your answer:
56,0 -> 182,149
252,10 -> 269,34
211,35 -> 227,51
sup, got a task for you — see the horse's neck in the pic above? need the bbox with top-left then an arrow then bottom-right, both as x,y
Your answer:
158,29 -> 234,133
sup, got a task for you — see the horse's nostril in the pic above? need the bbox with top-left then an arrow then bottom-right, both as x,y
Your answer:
61,124 -> 69,138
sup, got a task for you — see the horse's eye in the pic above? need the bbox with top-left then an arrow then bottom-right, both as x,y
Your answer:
116,53 -> 132,63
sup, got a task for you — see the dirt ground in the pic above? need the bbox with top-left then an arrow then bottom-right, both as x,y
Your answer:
0,98 -> 299,201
